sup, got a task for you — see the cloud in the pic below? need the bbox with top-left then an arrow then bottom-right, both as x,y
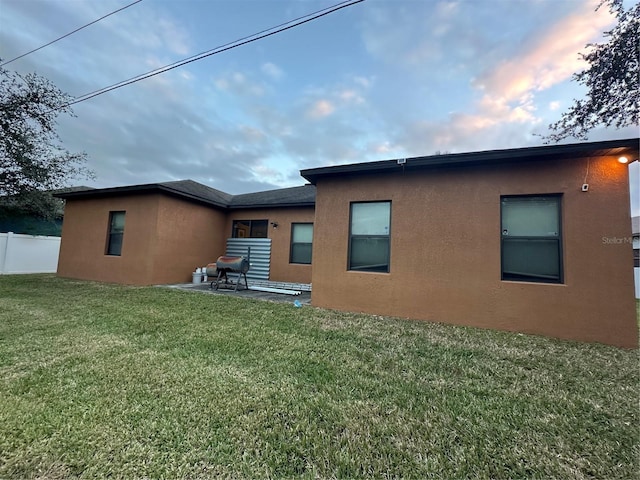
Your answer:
307,99 -> 335,119
2,0 -> 631,199
390,0 -> 617,154
473,0 -> 613,102
215,71 -> 265,97
353,76 -> 374,89
75,1 -> 191,56
261,62 -> 284,80
361,3 -> 459,66
300,75 -> 371,121
338,89 -> 365,105
451,0 -> 613,137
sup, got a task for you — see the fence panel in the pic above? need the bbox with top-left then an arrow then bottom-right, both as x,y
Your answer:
0,232 -> 61,274
225,238 -> 271,280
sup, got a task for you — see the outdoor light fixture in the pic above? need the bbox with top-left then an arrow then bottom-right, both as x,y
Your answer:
618,156 -> 629,164
271,222 -> 278,229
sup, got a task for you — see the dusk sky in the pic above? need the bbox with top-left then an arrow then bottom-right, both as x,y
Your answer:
1,0 -> 638,213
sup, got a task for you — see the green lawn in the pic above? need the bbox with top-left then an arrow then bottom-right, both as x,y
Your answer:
1,275 -> 638,479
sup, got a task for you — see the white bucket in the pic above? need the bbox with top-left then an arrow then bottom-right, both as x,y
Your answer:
192,272 -> 202,284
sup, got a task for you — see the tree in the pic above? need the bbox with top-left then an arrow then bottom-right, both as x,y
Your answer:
0,64 -> 92,219
545,0 -> 639,142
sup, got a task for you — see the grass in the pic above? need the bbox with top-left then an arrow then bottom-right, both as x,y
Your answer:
0,275 -> 638,479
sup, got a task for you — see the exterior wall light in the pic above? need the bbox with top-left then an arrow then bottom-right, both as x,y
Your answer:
271,222 -> 278,229
618,156 -> 629,164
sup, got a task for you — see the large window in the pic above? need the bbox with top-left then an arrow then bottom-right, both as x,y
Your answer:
106,211 -> 125,256
232,219 -> 268,238
349,201 -> 391,273
290,223 -> 313,264
501,195 -> 562,283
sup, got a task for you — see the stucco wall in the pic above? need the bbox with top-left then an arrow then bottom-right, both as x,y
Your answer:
224,207 -> 315,284
151,195 -> 227,283
58,194 -> 227,285
311,155 -> 638,348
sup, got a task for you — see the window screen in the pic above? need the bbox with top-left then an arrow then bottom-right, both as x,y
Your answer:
106,211 -> 125,256
349,202 -> 391,272
290,223 -> 313,264
501,196 -> 562,283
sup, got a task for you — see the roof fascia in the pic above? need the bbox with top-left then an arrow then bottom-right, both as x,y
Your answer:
228,202 -> 316,210
55,183 -> 315,209
301,138 -> 640,184
55,183 -> 230,209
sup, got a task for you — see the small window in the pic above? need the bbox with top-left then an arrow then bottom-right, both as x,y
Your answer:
290,223 -> 313,264
349,201 -> 391,272
232,219 -> 268,238
501,195 -> 562,283
106,211 -> 125,256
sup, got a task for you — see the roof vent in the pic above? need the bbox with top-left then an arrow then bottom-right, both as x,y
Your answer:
397,158 -> 406,165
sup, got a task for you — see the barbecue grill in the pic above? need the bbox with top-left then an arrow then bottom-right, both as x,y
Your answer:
206,255 -> 250,291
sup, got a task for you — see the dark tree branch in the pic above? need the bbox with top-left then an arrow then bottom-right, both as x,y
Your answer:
0,64 -> 93,218
544,0 -> 639,143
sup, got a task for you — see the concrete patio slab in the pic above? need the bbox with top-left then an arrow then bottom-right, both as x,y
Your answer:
164,282 -> 312,305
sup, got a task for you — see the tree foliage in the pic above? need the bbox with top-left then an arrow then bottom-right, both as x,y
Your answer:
545,0 -> 639,142
0,64 -> 92,218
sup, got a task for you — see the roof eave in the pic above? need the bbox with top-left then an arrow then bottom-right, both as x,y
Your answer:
156,184 -> 230,208
54,184 -> 159,199
55,183 -> 316,209
301,138 -> 640,184
55,183 -> 231,209
229,202 -> 316,210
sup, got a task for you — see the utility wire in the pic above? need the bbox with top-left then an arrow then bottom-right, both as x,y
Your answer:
0,0 -> 143,67
70,0 -> 357,104
60,0 -> 365,110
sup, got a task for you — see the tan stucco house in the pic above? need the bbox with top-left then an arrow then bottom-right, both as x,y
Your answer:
57,181 -> 315,286
56,138 -> 639,348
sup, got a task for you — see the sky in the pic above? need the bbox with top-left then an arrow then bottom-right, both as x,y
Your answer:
0,0 -> 638,214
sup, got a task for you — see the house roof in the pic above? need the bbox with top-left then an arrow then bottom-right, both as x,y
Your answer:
301,138 -> 640,184
56,180 -> 232,208
55,179 -> 316,210
53,185 -> 96,194
56,139 -> 637,209
230,185 -> 316,208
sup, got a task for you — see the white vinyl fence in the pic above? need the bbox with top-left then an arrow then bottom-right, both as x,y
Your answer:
0,232 -> 61,274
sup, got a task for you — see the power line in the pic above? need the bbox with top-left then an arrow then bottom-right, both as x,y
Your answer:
0,0 -> 143,67
60,0 -> 365,110
72,0 -> 356,103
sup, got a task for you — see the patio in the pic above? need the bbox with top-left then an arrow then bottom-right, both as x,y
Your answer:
165,281 -> 312,305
